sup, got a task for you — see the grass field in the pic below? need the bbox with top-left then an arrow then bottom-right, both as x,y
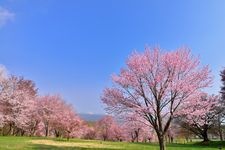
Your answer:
0,136 -> 224,150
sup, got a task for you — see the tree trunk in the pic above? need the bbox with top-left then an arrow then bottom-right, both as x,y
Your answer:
67,131 -> 70,141
171,137 -> 173,143
202,128 -> 209,142
203,135 -> 209,142
45,126 -> 49,137
219,130 -> 223,141
135,130 -> 139,142
2,126 -> 4,136
30,128 -> 36,137
131,133 -> 135,142
5,125 -> 11,136
158,135 -> 166,150
11,125 -> 14,135
218,116 -> 223,141
21,130 -> 25,136
54,130 -> 60,137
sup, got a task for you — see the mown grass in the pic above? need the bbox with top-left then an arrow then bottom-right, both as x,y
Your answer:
0,136 -> 224,150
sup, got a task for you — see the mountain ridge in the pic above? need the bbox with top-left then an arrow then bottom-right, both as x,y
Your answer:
78,113 -> 105,121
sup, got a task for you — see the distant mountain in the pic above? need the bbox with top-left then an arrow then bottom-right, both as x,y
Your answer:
78,113 -> 105,121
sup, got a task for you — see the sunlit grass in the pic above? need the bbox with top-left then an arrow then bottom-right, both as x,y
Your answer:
0,136 -> 223,150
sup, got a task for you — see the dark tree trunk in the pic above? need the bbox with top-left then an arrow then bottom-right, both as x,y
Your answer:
21,130 -> 25,136
219,130 -> 223,141
155,129 -> 166,150
131,133 -> 135,142
45,125 -> 49,137
218,116 -> 223,141
158,135 -> 166,150
135,130 -> 140,142
202,128 -> 209,142
203,135 -> 209,142
54,130 -> 60,137
171,137 -> 174,143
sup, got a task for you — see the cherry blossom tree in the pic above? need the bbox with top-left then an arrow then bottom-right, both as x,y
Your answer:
55,106 -> 82,140
178,93 -> 221,142
165,125 -> 178,143
121,113 -> 155,142
0,65 -> 7,132
14,76 -> 37,135
96,116 -> 114,141
25,100 -> 41,136
219,68 -> 225,140
37,94 -> 81,138
0,75 -> 37,135
81,124 -> 97,140
221,68 -> 225,100
101,47 -> 211,150
122,114 -> 146,142
96,115 -> 123,141
37,95 -> 58,137
0,65 -> 82,138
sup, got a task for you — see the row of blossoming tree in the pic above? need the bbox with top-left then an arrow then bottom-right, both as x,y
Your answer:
0,68 -> 82,138
0,65 -> 155,141
0,47 -> 225,150
101,47 -> 225,150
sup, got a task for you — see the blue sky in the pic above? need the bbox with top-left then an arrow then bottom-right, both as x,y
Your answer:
0,0 -> 225,114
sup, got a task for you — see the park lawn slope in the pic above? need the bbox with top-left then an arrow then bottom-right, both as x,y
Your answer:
0,136 -> 223,150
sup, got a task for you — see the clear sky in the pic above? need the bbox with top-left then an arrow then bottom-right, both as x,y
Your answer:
0,0 -> 225,114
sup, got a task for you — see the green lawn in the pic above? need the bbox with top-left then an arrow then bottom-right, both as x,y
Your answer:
0,136 -> 224,150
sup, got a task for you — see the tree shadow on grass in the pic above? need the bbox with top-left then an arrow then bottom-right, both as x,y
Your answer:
192,141 -> 225,148
133,141 -> 225,149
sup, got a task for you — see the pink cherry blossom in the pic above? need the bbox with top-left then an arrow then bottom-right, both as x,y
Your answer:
102,47 -> 212,150
177,93 -> 220,142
